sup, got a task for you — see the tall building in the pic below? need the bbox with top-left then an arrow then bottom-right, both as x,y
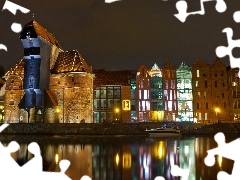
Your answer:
162,60 -> 178,121
136,65 -> 151,121
176,62 -> 193,121
192,60 -> 212,123
149,63 -> 164,121
210,58 -> 229,122
228,67 -> 240,121
4,20 -> 93,123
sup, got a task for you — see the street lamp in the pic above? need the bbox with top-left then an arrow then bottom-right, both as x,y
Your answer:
115,108 -> 119,121
215,108 -> 220,122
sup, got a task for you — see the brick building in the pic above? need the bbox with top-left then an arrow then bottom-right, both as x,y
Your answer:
4,20 -> 93,123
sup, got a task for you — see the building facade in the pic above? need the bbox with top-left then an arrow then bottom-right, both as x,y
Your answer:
93,69 -> 132,123
4,20 -> 93,123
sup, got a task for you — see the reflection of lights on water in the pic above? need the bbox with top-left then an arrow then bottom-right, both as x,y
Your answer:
123,153 -> 131,169
217,155 -> 222,169
195,138 -> 199,157
153,141 -> 166,159
184,145 -> 189,155
55,154 -> 59,164
115,153 -> 119,166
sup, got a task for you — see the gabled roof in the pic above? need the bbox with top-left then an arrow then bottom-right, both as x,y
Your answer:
93,69 -> 132,86
51,50 -> 92,74
5,59 -> 24,76
21,20 -> 62,49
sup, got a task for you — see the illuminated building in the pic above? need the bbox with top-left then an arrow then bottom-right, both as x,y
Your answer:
93,69 -> 132,123
228,67 -> 240,121
162,60 -> 178,121
4,20 -> 93,123
136,65 -> 151,121
149,64 -> 164,121
176,62 -> 193,122
192,58 -> 229,123
210,58 -> 229,122
192,60 -> 211,123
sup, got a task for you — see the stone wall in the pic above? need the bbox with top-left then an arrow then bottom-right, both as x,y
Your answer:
0,123 -> 148,136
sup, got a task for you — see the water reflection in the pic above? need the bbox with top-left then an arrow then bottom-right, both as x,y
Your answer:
3,136 -> 235,180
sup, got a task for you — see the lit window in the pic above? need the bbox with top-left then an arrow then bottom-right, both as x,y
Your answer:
197,70 -> 199,77
196,81 -> 199,87
198,92 -> 200,98
144,90 -> 148,99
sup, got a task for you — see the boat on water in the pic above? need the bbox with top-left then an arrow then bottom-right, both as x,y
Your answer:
145,123 -> 181,137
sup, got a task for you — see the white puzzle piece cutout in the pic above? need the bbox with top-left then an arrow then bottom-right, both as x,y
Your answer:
216,11 -> 240,77
205,132 -> 240,180
174,0 -> 227,22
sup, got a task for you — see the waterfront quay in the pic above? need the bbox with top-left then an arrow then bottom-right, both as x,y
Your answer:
0,122 -> 148,136
1,121 -> 240,136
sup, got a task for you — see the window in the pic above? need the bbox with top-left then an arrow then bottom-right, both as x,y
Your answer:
144,90 -> 148,99
223,82 -> 225,87
206,103 -> 208,109
198,92 -> 201,98
165,80 -> 168,89
197,70 -> 199,77
199,113 -> 201,120
101,87 -> 106,98
205,81 -> 207,88
196,81 -> 199,87
215,81 -> 217,87
142,101 -> 145,111
197,103 -> 199,109
222,93 -> 224,98
94,89 -> 100,98
204,92 -> 206,98
205,113 -> 207,120
171,80 -> 175,89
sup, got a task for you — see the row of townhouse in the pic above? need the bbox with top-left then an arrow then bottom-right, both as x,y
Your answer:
93,58 -> 239,123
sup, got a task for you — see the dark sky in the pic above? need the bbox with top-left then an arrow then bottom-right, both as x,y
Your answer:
0,0 -> 239,72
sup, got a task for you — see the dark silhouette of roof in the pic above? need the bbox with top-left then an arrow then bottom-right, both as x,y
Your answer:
93,69 -> 132,86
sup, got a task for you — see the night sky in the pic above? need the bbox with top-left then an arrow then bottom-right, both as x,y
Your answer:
0,0 -> 240,72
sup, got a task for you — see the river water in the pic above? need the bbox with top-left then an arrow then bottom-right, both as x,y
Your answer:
1,135 -> 237,180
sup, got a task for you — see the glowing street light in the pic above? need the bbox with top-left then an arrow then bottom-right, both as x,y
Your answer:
215,108 -> 220,122
115,108 -> 120,121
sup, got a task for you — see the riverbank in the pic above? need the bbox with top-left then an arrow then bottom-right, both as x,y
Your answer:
0,123 -> 149,136
1,122 -> 240,137
181,122 -> 240,136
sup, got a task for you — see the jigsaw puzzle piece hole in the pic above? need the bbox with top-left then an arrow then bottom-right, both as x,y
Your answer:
28,142 -> 40,155
80,175 -> 92,180
7,141 -> 19,153
216,46 -> 228,58
59,160 -> 70,173
217,171 -> 231,180
214,132 -> 225,145
215,0 -> 227,13
154,177 -> 165,180
233,11 -> 240,23
204,155 -> 215,166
